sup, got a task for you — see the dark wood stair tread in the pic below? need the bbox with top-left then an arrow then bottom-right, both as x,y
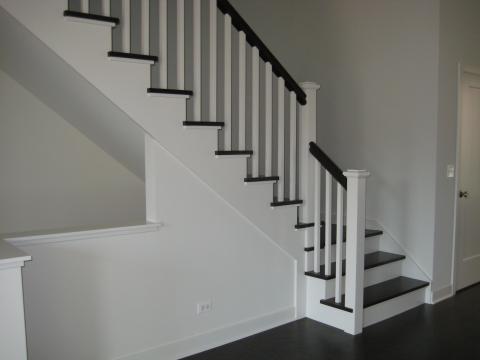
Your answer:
147,88 -> 193,96
320,276 -> 429,312
295,222 -> 315,230
270,200 -> 303,207
183,121 -> 224,128
305,251 -> 405,280
63,10 -> 120,25
215,150 -> 253,156
108,51 -> 158,62
244,176 -> 279,183
304,227 -> 383,252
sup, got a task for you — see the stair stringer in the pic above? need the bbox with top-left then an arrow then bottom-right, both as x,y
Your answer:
0,0 -> 307,312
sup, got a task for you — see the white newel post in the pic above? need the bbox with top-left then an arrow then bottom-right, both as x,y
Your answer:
299,82 -> 320,252
344,169 -> 369,335
0,241 -> 31,360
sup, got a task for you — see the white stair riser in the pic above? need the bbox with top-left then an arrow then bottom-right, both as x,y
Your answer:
363,287 -> 427,328
304,237 -> 381,272
306,289 -> 354,331
306,260 -> 403,299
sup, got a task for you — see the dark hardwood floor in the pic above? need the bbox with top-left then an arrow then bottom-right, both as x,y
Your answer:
184,284 -> 480,360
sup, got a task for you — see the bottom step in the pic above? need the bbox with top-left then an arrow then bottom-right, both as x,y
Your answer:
320,276 -> 429,311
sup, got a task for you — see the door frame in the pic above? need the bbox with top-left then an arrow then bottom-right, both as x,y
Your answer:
452,63 -> 480,293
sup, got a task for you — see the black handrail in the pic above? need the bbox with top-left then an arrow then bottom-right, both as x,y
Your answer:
309,142 -> 347,189
217,0 -> 307,105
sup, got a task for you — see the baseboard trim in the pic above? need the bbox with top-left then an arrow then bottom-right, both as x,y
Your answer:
429,284 -> 454,304
115,307 -> 296,360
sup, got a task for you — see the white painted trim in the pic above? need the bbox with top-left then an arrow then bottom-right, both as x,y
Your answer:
147,93 -> 190,99
159,0 -> 168,88
114,307 -> 296,360
0,241 -> 31,268
270,203 -> 302,210
102,0 -> 110,16
193,0 -> 201,122
81,0 -> 89,13
0,261 -> 29,271
176,0 -> 185,89
244,180 -> 278,186
145,134 -> 159,223
108,57 -> 155,65
121,0 -> 130,52
64,16 -> 117,27
451,63 -> 463,294
140,0 -> 149,55
4,223 -> 163,247
209,0 -> 217,123
299,82 -> 321,91
363,287 -> 426,328
430,284 -> 454,304
451,63 -> 480,293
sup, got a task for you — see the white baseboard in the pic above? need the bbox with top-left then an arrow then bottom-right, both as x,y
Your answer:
115,307 -> 296,360
428,284 -> 454,304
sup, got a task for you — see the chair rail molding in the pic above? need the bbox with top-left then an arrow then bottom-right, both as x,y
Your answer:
0,240 -> 31,360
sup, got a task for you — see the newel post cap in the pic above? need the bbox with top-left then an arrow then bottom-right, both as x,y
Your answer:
300,81 -> 320,91
343,169 -> 370,179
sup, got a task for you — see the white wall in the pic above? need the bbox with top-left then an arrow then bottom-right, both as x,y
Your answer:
231,0 -> 440,279
433,0 -> 480,296
0,6 -> 146,179
0,69 -> 146,234
13,137 -> 295,360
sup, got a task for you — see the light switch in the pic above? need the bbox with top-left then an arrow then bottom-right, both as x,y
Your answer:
447,165 -> 455,178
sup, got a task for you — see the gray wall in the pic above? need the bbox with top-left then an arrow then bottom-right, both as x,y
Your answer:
434,0 -> 480,292
231,0 -> 440,278
0,69 -> 146,234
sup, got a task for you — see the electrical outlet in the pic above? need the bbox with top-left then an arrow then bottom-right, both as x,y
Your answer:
197,301 -> 212,315
447,165 -> 455,178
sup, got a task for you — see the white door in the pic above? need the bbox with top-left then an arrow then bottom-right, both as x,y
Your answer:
457,71 -> 480,290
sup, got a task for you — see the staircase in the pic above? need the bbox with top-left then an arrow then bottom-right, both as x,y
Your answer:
2,0 -> 429,336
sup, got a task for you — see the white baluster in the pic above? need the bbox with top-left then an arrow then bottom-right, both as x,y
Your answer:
193,0 -> 201,122
81,0 -> 89,13
224,14 -> 232,149
289,92 -> 297,199
238,32 -> 246,149
102,0 -> 110,16
177,0 -> 185,89
121,0 -> 130,52
209,0 -> 217,122
335,183 -> 344,303
313,162 -> 321,273
159,0 -> 167,88
344,170 -> 369,335
325,172 -> 332,276
277,77 -> 285,201
252,47 -> 260,174
265,63 -> 273,177
141,0 -> 149,55
299,82 -> 320,251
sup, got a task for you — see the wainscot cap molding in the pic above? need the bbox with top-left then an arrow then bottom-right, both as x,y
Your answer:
344,170 -> 371,179
4,223 -> 163,247
0,240 -> 31,269
300,81 -> 321,90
